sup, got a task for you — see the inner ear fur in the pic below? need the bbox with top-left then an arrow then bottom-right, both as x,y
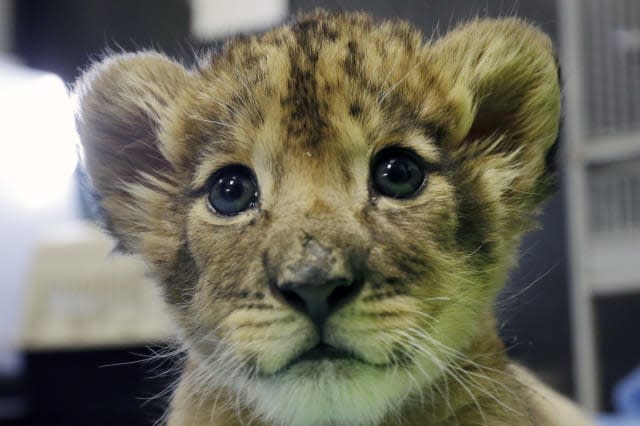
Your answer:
431,18 -> 561,208
74,51 -> 191,251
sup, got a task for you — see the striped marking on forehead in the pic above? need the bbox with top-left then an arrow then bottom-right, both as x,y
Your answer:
276,13 -> 436,151
281,16 -> 344,148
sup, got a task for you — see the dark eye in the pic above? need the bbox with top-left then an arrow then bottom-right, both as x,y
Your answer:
371,148 -> 427,199
207,165 -> 259,216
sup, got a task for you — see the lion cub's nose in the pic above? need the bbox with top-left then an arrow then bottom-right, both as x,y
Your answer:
270,239 -> 363,329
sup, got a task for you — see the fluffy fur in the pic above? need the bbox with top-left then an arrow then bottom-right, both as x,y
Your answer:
75,10 -> 590,426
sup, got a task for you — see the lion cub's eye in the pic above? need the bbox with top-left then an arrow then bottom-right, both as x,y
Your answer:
371,148 -> 427,199
207,165 -> 259,216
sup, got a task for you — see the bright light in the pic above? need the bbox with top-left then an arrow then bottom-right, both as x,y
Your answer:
0,65 -> 79,210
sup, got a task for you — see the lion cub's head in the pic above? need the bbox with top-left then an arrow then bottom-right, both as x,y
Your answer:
76,10 -> 559,426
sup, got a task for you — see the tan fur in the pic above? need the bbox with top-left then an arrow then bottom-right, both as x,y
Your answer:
75,10 -> 591,426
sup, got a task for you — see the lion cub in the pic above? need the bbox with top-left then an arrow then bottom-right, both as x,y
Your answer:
75,10 -> 592,426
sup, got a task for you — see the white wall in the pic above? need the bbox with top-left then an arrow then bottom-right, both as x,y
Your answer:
0,59 -> 79,374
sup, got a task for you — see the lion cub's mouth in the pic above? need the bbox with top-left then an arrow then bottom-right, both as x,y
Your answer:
292,343 -> 355,364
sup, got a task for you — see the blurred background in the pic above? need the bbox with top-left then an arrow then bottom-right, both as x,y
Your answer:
0,0 -> 638,425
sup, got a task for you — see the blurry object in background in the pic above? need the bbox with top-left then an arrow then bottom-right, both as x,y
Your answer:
595,294 -> 640,414
599,416 -> 640,426
588,160 -> 640,293
22,346 -> 177,425
560,0 -> 640,412
21,221 -> 174,350
0,57 -> 79,385
14,0 -> 191,83
599,364 -> 640,425
0,60 -> 77,211
615,28 -> 640,54
614,365 -> 640,416
583,0 -> 640,136
190,0 -> 288,40
0,0 -> 13,54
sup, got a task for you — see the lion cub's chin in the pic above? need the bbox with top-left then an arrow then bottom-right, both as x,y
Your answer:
239,359 -> 419,426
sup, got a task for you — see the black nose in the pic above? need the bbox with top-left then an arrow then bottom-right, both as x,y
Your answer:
268,239 -> 363,329
275,278 -> 363,328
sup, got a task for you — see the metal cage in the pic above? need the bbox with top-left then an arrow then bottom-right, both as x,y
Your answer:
560,0 -> 640,411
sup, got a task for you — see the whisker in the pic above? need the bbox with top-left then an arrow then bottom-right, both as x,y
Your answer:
185,113 -> 234,128
377,61 -> 422,104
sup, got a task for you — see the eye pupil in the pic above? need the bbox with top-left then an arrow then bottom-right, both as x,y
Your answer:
372,149 -> 426,199
208,165 -> 259,216
220,177 -> 244,201
383,159 -> 414,184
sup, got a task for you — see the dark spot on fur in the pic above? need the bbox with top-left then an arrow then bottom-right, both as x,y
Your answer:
365,82 -> 381,95
343,40 -> 363,77
262,250 -> 276,284
233,320 -> 284,329
420,120 -> 447,143
163,241 -> 200,306
260,208 -> 272,225
361,288 -> 405,302
240,53 -> 261,70
376,91 -> 427,136
295,17 -> 318,33
453,179 -> 496,263
320,22 -> 339,41
240,303 -> 276,310
338,159 -> 354,188
234,33 -> 251,44
390,22 -> 417,53
385,277 -> 405,287
349,102 -> 363,117
264,85 -> 276,97
230,93 -> 245,110
369,281 -> 384,290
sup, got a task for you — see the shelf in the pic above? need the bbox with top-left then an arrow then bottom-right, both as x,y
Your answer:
21,221 -> 175,351
587,234 -> 640,296
579,132 -> 640,165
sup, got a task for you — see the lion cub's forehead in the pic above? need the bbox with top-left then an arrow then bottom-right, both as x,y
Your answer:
184,12 -> 443,189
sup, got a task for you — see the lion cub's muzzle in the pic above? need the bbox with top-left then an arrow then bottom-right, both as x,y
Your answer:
267,237 -> 365,330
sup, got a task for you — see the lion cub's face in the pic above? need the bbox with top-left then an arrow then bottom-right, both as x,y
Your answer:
76,11 -> 560,426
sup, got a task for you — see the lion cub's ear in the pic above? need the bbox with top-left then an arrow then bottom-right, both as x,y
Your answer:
74,52 -> 190,252
431,19 -> 561,210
